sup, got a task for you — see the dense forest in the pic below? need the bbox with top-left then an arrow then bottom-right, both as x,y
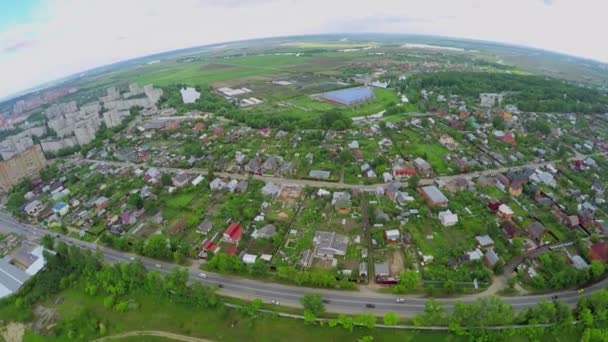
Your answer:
405,72 -> 608,113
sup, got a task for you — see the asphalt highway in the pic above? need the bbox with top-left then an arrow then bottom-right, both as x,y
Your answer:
0,213 -> 603,316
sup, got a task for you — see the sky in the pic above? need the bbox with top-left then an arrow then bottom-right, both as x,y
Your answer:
0,0 -> 607,100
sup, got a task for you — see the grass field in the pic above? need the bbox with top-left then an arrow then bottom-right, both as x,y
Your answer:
24,285 -> 455,342
13,282 -> 584,342
107,54 -> 355,89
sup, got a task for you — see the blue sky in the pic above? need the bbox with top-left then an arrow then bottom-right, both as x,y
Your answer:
0,1 -> 38,30
0,0 -> 607,100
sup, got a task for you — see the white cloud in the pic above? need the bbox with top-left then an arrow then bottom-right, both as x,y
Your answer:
0,0 -> 607,98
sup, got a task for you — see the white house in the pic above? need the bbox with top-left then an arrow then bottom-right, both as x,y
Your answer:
209,178 -> 226,190
242,254 -> 258,264
438,210 -> 458,227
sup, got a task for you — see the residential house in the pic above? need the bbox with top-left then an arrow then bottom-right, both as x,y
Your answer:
484,249 -> 500,268
382,172 -> 393,183
570,255 -> 589,270
52,202 -> 69,216
413,158 -> 433,176
476,235 -> 495,248
392,160 -> 416,178
487,199 -> 501,212
309,170 -> 331,180
353,149 -> 364,161
384,229 -> 400,243
313,231 -> 349,257
191,175 -> 204,186
501,221 -> 519,239
261,182 -> 280,196
197,219 -> 213,234
420,185 -> 448,207
94,196 -> 109,211
223,223 -> 244,244
226,179 -> 238,192
384,181 -> 400,201
144,167 -> 161,183
589,242 -> 608,263
438,210 -> 458,227
240,254 -> 256,264
374,261 -> 390,278
172,172 -> 190,187
234,180 -> 248,193
502,131 -> 516,145
120,211 -> 136,225
209,177 -> 226,191
251,224 -> 276,239
497,204 -> 514,220
526,222 -> 546,244
439,134 -> 457,149
24,200 -> 43,216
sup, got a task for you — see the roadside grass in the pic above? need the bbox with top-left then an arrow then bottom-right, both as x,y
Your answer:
25,285 -> 458,342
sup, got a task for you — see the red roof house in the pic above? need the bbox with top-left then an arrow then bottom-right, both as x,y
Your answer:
502,131 -> 516,145
202,240 -> 218,252
193,123 -> 206,132
223,223 -> 244,243
487,199 -> 501,212
589,242 -> 608,263
354,149 -> 364,161
392,162 -> 416,178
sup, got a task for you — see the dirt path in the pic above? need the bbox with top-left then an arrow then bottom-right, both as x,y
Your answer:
92,330 -> 214,342
1,322 -> 25,342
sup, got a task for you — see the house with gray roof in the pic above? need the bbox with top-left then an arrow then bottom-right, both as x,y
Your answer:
309,170 -> 331,180
261,182 -> 280,196
251,224 -> 277,239
313,231 -> 349,257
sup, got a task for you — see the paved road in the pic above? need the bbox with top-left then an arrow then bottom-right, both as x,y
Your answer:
72,151 -> 605,191
1,213 -> 603,316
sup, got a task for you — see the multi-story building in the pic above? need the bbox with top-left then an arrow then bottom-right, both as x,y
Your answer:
0,145 -> 46,191
103,109 -> 123,128
0,135 -> 34,160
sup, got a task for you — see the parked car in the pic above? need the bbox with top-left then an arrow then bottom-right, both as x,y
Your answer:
199,273 -> 207,278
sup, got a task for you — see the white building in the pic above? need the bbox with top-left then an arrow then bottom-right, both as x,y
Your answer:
438,210 -> 458,226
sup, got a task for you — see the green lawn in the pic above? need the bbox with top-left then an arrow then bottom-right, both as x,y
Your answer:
15,283 -> 583,342
25,285 -> 455,342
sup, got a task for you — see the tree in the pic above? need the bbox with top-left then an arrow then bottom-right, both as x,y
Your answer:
493,259 -> 505,275
143,234 -> 170,259
303,310 -> 317,324
127,193 -> 144,210
578,308 -> 593,327
492,115 -> 505,130
161,173 -> 172,187
337,314 -> 354,331
355,313 -> 376,329
415,299 -> 445,325
408,175 -> 420,191
41,234 -> 55,250
300,294 -> 325,317
241,298 -> 263,318
394,270 -> 420,293
590,260 -> 605,280
358,336 -> 374,342
383,311 -> 400,325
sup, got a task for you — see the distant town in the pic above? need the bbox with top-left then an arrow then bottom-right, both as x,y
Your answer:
2,35 -> 608,341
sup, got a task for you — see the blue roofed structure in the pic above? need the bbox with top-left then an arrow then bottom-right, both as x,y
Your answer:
317,86 -> 375,106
